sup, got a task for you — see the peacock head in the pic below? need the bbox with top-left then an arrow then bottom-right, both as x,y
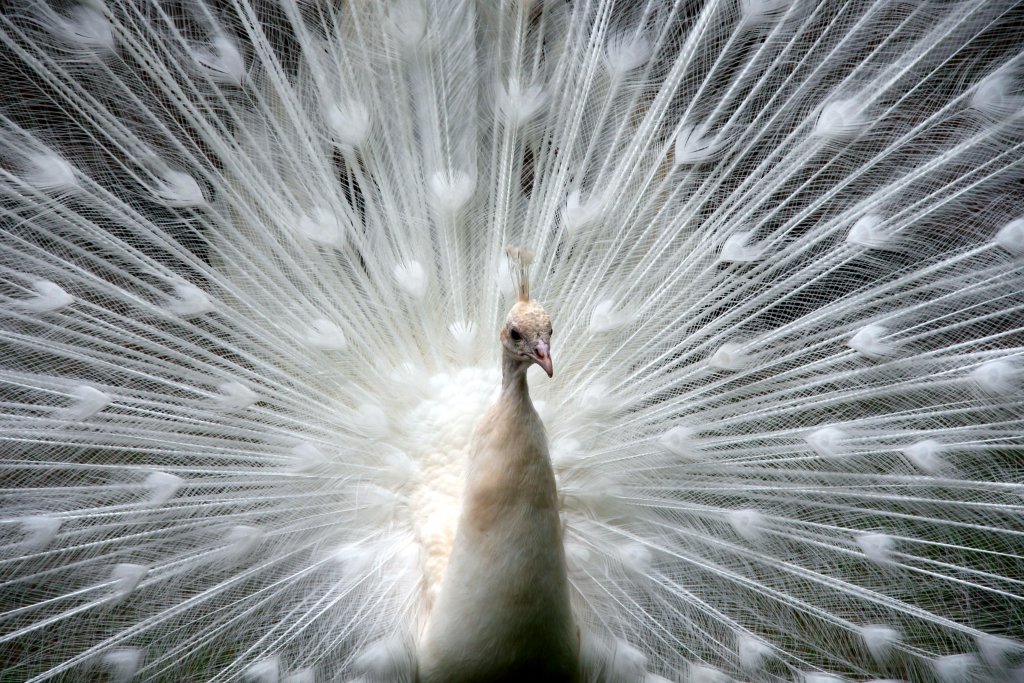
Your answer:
502,246 -> 553,377
501,300 -> 553,377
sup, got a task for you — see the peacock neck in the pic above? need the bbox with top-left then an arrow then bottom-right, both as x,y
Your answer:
500,352 -> 531,398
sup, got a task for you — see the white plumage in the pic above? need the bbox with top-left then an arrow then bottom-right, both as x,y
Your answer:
419,280 -> 576,682
1,1 -> 1022,682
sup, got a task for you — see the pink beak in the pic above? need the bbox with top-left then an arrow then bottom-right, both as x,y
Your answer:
532,339 -> 553,378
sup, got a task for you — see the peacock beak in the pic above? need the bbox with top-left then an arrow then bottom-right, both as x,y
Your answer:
532,339 -> 553,378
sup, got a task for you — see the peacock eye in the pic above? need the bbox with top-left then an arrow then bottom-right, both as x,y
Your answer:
509,328 -> 522,341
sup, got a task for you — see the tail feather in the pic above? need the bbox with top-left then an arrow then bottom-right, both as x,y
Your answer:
1,1 -> 1022,681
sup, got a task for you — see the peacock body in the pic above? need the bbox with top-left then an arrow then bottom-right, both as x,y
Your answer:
1,0 -> 1023,681
419,283 -> 578,683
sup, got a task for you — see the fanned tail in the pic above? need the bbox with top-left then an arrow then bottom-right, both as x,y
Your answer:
1,1 -> 1022,682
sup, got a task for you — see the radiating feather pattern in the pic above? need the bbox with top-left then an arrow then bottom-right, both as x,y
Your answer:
0,1 -> 1022,682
